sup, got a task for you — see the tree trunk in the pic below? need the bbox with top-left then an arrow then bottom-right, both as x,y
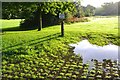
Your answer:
38,12 -> 42,31
61,20 -> 64,36
38,5 -> 42,31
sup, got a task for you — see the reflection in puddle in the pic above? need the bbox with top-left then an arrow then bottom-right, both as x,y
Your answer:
69,40 -> 119,64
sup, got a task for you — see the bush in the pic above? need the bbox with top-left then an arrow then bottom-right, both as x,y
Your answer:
65,17 -> 89,24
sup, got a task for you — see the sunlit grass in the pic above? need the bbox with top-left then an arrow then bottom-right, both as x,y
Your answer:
0,19 -> 21,29
1,16 -> 119,79
1,16 -> 118,50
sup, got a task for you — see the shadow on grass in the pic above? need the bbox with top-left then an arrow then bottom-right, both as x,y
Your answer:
1,26 -> 37,32
3,32 -> 62,53
1,24 -> 60,32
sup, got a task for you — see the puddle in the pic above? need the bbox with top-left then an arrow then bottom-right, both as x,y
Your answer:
69,40 -> 119,64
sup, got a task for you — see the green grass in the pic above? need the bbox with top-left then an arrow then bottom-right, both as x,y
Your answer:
2,16 -> 119,50
0,19 -> 21,29
1,16 -> 120,79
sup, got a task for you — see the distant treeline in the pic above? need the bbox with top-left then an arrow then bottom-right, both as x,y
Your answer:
2,1 -> 119,20
2,2 -> 95,20
95,1 -> 119,16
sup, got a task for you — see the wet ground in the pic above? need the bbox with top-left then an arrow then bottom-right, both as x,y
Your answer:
69,39 -> 119,63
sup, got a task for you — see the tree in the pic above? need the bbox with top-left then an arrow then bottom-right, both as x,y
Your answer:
85,5 -> 95,16
95,1 -> 119,16
2,2 -> 36,19
77,5 -> 95,17
102,2 -> 118,15
74,1 -> 81,18
2,2 -> 76,31
35,2 -> 76,31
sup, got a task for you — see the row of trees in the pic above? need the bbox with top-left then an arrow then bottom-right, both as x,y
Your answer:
2,2 -> 96,31
80,5 -> 95,17
2,2 -> 96,19
2,2 -> 78,19
95,1 -> 119,16
2,2 -> 77,30
3,1 -> 119,20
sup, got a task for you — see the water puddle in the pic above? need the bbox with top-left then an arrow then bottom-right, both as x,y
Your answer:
69,40 -> 119,64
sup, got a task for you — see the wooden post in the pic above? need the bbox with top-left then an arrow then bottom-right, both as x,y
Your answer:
61,20 -> 64,36
59,13 -> 65,36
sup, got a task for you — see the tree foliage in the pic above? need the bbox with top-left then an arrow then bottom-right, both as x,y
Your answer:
2,2 -> 77,30
95,1 -> 119,16
77,5 -> 95,17
2,2 -> 76,19
2,2 -> 37,19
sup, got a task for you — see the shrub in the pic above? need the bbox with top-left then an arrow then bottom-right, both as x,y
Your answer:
65,17 -> 89,24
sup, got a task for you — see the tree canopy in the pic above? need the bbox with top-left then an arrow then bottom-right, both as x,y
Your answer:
95,1 -> 119,16
2,2 -> 78,30
2,2 -> 76,19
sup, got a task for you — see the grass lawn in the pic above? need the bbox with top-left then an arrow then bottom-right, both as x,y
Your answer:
1,16 -> 120,79
0,19 -> 21,29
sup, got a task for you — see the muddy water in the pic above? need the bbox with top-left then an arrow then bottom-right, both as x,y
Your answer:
69,40 -> 119,64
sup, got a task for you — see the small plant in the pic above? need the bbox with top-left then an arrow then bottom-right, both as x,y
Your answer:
88,77 -> 94,80
75,71 -> 79,75
65,73 -> 72,77
106,66 -> 110,70
105,75 -> 111,79
90,70 -> 95,74
89,73 -> 95,77
97,70 -> 103,75
42,73 -> 48,76
78,66 -> 83,69
114,74 -> 119,77
26,73 -> 31,77
7,75 -> 12,78
54,68 -> 59,71
96,75 -> 102,79
72,75 -> 77,78
47,74 -> 54,78
31,75 -> 37,78
81,75 -> 87,79
61,70 -> 66,73
60,73 -> 64,76
14,75 -> 19,78
39,76 -> 44,79
56,76 -> 62,79
113,68 -> 118,71
63,67 -> 68,69
33,68 -> 37,71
